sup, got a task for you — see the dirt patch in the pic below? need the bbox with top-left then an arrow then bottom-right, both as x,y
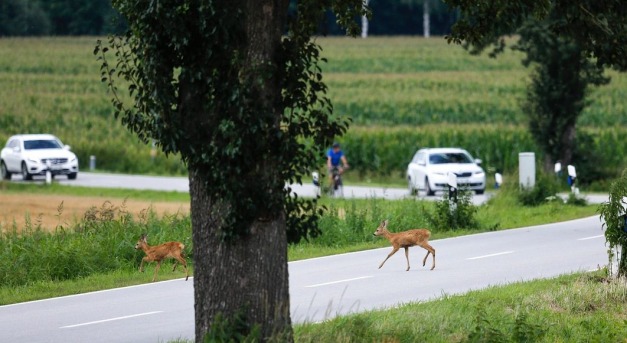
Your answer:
0,193 -> 189,232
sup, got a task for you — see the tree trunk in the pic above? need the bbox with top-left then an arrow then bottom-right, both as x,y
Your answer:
620,245 -> 627,277
423,0 -> 430,38
361,0 -> 370,38
191,170 -> 292,341
191,0 -> 292,341
558,122 -> 576,173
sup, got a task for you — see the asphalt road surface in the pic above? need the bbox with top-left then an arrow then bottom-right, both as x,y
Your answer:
16,171 -> 610,204
0,216 -> 608,343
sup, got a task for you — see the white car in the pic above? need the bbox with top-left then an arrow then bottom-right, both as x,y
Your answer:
407,147 -> 485,196
1,134 -> 79,180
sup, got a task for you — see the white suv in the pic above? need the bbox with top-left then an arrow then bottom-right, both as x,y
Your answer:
1,134 -> 79,180
407,147 -> 485,196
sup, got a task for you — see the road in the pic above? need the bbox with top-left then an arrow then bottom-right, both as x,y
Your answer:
0,215 -> 608,342
24,171 -> 609,204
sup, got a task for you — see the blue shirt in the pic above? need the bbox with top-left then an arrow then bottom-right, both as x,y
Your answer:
327,148 -> 344,166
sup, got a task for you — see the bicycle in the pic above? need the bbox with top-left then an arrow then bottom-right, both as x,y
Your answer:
329,166 -> 344,197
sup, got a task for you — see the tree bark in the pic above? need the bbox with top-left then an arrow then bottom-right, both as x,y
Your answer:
191,170 -> 292,341
191,0 -> 292,341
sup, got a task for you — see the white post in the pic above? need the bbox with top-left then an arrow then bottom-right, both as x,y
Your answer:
45,160 -> 52,185
519,152 -> 536,189
567,165 -> 578,194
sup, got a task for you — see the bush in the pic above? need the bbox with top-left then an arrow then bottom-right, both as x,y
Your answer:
425,189 -> 480,231
517,175 -> 560,206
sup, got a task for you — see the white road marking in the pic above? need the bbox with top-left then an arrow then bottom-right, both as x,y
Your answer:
60,311 -> 163,329
578,235 -> 604,241
305,276 -> 373,288
467,251 -> 514,260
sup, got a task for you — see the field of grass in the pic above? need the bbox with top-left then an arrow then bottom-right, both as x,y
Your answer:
1,37 -> 625,182
294,271 -> 627,342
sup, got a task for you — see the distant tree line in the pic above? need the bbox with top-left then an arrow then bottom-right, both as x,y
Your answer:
1,0 -> 126,36
2,0 -> 456,37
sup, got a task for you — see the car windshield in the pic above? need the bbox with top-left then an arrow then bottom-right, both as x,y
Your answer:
23,139 -> 62,150
429,152 -> 472,164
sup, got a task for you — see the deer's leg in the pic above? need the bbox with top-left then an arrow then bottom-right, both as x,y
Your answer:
139,258 -> 147,272
379,247 -> 399,269
420,243 -> 436,270
404,246 -> 410,271
152,260 -> 162,282
422,251 -> 430,267
174,255 -> 189,281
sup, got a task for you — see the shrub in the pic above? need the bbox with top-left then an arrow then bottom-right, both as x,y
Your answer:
425,189 -> 480,231
517,175 -> 560,206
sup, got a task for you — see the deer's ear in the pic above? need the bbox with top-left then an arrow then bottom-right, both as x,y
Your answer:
382,220 -> 388,227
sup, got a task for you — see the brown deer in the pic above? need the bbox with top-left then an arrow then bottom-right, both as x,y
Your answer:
134,234 -> 189,282
373,220 -> 435,271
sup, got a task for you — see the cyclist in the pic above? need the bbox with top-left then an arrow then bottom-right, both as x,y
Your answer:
327,142 -> 349,190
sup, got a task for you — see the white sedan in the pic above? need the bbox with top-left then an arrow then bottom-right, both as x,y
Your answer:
407,147 -> 485,196
1,134 -> 79,180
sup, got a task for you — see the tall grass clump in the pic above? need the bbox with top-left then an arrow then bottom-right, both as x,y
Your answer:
425,189 -> 481,231
303,198 -> 434,248
0,201 -> 192,288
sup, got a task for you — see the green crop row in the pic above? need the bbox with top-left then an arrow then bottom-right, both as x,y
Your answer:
325,70 -> 627,127
0,37 -> 624,179
339,125 -> 627,183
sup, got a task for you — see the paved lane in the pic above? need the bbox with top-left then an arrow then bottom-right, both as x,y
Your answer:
0,216 -> 608,342
20,171 -> 610,204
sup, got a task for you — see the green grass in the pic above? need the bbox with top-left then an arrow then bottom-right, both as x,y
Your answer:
294,271 -> 627,342
0,180 -> 190,202
0,267 -> 191,306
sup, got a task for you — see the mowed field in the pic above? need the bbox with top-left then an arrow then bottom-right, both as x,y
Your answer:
0,192 -> 189,232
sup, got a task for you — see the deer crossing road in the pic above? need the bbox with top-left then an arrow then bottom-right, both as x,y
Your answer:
0,216 -> 607,342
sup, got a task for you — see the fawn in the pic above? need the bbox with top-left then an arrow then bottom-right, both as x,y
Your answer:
134,234 -> 189,282
373,220 -> 435,271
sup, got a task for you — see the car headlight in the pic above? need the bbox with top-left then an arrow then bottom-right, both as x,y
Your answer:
474,171 -> 485,176
432,172 -> 446,176
27,158 -> 39,164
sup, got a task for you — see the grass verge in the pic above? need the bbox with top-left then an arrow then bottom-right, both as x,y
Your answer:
1,182 -> 601,306
294,271 -> 627,342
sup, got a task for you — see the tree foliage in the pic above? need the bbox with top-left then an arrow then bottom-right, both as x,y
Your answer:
598,169 -> 627,277
444,0 -> 627,71
95,0 -> 367,243
513,19 -> 610,171
0,0 -> 50,36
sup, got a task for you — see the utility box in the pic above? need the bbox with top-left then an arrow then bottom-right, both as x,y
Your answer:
519,152 -> 536,189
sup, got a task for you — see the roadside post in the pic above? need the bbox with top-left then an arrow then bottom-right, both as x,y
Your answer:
447,172 -> 458,212
519,152 -> 536,189
567,165 -> 578,194
495,172 -> 503,189
45,160 -> 52,185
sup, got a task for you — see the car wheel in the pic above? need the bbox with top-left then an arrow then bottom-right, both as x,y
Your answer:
1,161 -> 11,180
21,162 -> 32,181
68,172 -> 77,180
408,177 -> 417,196
425,177 -> 435,196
